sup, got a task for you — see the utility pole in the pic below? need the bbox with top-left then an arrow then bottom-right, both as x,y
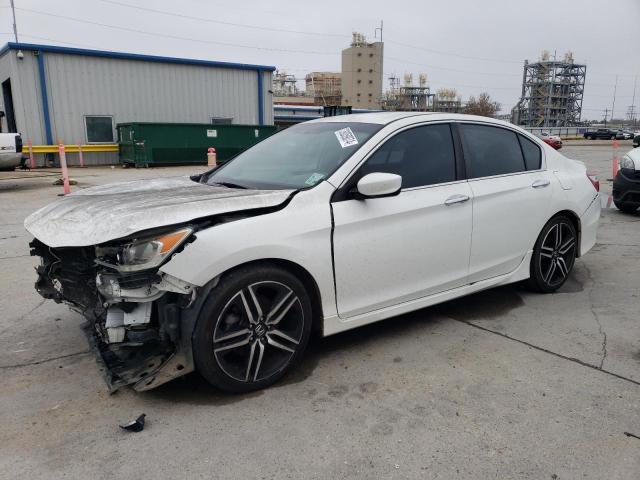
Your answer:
603,108 -> 610,127
611,74 -> 618,126
631,75 -> 638,127
9,0 -> 19,43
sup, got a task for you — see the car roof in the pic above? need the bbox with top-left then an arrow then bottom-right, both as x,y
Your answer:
307,111 -> 515,127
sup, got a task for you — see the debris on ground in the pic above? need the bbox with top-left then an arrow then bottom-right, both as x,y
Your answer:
120,414 -> 146,432
52,178 -> 78,185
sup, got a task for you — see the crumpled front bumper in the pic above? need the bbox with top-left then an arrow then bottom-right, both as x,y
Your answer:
30,239 -> 210,392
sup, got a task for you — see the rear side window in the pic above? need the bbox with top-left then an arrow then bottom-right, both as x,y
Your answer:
360,124 -> 456,188
460,124 -> 525,178
518,134 -> 542,170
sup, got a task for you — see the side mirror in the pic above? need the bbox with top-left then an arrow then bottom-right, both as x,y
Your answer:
355,172 -> 402,199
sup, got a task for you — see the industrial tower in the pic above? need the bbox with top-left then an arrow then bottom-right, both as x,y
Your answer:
513,52 -> 586,127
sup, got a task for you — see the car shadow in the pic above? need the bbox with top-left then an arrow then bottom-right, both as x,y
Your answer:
148,283 -> 537,405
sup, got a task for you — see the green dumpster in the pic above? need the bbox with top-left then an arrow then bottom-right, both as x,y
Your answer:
116,122 -> 277,167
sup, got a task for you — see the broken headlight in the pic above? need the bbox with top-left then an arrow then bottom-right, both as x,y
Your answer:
96,227 -> 192,272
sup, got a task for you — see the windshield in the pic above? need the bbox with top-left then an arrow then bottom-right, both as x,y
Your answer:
206,122 -> 381,189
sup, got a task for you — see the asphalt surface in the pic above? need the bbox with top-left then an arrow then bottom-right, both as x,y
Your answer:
1,142 -> 639,479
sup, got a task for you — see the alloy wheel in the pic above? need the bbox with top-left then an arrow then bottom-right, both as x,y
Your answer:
538,221 -> 576,288
212,281 -> 304,383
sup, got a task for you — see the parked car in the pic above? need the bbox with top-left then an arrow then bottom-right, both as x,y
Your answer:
613,148 -> 640,213
583,128 -> 617,140
633,134 -> 639,148
24,113 -> 601,393
615,130 -> 634,140
0,132 -> 23,170
538,131 -> 562,149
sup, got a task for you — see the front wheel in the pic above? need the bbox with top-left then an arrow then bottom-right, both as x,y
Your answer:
193,264 -> 313,393
527,216 -> 577,293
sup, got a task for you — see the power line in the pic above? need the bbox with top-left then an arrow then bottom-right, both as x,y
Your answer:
385,39 -> 521,64
13,6 -> 337,55
96,0 -> 349,38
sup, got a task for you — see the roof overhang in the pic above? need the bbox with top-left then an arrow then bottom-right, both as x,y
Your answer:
0,42 -> 276,72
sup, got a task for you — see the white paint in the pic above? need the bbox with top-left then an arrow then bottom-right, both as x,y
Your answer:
26,113 -> 601,339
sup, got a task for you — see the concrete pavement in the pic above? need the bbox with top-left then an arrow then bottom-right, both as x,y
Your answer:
1,146 -> 639,479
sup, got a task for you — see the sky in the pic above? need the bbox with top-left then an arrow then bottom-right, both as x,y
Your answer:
1,0 -> 639,119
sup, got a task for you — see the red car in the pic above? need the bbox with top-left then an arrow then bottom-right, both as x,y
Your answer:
538,132 -> 563,150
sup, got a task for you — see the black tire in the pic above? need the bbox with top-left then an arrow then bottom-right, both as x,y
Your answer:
614,201 -> 638,214
527,215 -> 577,293
193,264 -> 313,393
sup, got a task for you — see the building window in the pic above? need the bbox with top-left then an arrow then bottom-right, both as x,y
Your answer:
357,79 -> 362,84
357,68 -> 362,72
357,93 -> 361,96
357,52 -> 362,57
84,116 -> 114,143
368,93 -> 372,96
368,80 -> 373,84
211,117 -> 233,125
369,53 -> 374,57
369,69 -> 373,73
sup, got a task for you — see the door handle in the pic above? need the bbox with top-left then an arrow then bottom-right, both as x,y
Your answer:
444,194 -> 470,206
532,179 -> 551,188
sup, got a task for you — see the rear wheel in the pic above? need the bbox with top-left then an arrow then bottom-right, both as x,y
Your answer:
614,201 -> 638,214
193,264 -> 313,393
528,216 -> 577,293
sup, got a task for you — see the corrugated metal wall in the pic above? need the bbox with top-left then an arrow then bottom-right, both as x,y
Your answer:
0,47 -> 273,165
0,51 -> 46,142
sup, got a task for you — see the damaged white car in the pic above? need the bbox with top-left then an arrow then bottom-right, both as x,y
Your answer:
25,113 -> 601,393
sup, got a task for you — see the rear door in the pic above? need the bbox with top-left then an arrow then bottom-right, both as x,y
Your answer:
332,123 -> 473,318
459,123 -> 553,283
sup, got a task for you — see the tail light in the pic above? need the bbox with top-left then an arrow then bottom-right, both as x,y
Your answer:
586,171 -> 600,192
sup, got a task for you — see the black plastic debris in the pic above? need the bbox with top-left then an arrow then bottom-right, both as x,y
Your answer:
120,414 -> 146,432
624,431 -> 640,440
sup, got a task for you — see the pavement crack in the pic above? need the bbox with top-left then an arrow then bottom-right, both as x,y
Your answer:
452,318 -> 640,386
453,319 -> 640,388
0,254 -> 31,260
583,263 -> 608,369
0,350 -> 91,369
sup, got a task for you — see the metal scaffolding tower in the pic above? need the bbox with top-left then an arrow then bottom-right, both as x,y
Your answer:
382,73 -> 434,111
513,52 -> 586,127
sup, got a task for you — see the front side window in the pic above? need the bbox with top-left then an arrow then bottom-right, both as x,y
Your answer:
359,124 -> 457,188
460,124 -> 526,178
206,122 -> 381,190
85,116 -> 114,143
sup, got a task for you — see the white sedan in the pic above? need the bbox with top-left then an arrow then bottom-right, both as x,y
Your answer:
25,113 -> 601,393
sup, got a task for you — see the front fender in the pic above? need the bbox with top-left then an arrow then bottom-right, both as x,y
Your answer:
160,182 -> 337,319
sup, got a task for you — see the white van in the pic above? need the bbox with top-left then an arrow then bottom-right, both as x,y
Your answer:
0,133 -> 24,170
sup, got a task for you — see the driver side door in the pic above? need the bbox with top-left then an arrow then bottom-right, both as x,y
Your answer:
331,123 -> 473,319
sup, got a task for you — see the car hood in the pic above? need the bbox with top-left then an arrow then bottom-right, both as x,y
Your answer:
24,176 -> 295,247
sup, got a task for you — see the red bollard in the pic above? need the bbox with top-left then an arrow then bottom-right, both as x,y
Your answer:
207,147 -> 217,167
58,143 -> 71,195
77,141 -> 85,168
28,139 -> 35,169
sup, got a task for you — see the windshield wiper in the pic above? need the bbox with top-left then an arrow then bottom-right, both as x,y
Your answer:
210,181 -> 248,189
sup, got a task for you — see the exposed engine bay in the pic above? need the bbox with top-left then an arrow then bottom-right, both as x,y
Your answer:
30,237 -> 202,392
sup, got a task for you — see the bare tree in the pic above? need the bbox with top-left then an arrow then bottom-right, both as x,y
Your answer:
464,93 -> 500,117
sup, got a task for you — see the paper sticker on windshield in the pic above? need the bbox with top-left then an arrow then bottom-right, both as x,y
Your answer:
334,127 -> 358,148
305,173 -> 325,186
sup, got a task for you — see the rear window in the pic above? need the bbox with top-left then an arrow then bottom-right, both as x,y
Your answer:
518,134 -> 542,170
460,124 -> 526,178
